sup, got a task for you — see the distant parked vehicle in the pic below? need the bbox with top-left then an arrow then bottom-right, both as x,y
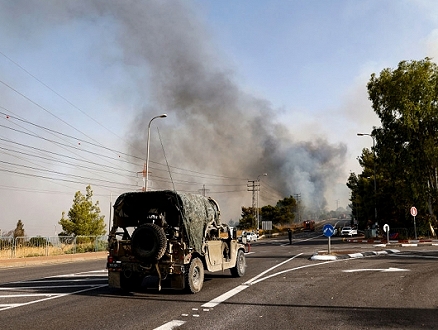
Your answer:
239,231 -> 258,243
341,226 -> 357,236
246,232 -> 258,242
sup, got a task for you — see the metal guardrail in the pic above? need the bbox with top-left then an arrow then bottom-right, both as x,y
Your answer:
0,235 -> 107,259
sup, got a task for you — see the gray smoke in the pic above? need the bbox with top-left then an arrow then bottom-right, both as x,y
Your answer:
0,0 -> 347,219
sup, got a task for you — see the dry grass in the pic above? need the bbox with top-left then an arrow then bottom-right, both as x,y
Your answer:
0,244 -> 92,259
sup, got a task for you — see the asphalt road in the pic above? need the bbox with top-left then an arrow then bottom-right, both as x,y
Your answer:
0,233 -> 437,330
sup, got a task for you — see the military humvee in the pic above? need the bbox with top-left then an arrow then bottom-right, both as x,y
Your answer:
107,190 -> 246,293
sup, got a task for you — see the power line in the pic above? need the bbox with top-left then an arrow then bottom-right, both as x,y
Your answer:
0,168 -> 137,190
0,49 -> 134,156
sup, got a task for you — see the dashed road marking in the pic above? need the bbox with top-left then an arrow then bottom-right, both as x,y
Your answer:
154,320 -> 186,329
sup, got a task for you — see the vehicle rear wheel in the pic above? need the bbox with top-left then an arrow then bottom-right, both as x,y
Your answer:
185,257 -> 204,293
230,249 -> 246,277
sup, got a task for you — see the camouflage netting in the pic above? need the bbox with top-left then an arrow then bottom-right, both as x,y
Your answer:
112,190 -> 221,253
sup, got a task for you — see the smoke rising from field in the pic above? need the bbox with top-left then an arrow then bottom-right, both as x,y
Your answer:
0,0 -> 347,216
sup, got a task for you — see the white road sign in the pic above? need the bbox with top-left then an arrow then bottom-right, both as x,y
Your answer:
410,206 -> 417,216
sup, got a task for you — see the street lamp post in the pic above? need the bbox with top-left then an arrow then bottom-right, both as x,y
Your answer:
144,114 -> 167,191
357,133 -> 377,223
257,173 -> 267,230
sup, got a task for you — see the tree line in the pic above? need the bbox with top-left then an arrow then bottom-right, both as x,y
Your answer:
238,195 -> 298,230
348,58 -> 438,237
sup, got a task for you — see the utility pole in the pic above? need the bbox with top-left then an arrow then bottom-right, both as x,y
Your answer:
294,193 -> 301,224
199,184 -> 210,197
257,173 -> 267,230
247,180 -> 260,229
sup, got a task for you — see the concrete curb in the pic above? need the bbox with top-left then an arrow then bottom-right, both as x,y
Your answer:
310,249 -> 400,261
0,251 -> 107,269
344,238 -> 438,245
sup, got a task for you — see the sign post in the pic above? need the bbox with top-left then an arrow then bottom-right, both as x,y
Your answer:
410,206 -> 417,239
323,224 -> 335,254
383,224 -> 390,243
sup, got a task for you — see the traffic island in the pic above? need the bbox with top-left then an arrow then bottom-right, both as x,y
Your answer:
310,249 -> 400,261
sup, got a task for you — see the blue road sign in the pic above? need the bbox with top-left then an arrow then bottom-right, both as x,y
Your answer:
323,224 -> 334,237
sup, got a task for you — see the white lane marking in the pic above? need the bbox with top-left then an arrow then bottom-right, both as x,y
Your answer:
280,235 -> 323,246
0,294 -> 57,298
157,248 -> 339,329
245,253 -> 303,285
154,320 -> 186,329
248,259 -> 337,285
0,284 -> 103,290
0,304 -> 22,309
16,278 -> 106,284
202,284 -> 249,308
0,270 -> 107,312
202,253 -> 304,308
0,284 -> 107,312
52,270 -> 107,277
343,267 -> 410,273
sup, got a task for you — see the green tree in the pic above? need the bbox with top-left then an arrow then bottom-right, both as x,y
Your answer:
274,196 -> 297,225
347,160 -> 376,230
260,204 -> 277,224
238,206 -> 256,230
259,196 -> 297,226
13,220 -> 25,238
59,185 -> 106,237
350,58 -> 438,235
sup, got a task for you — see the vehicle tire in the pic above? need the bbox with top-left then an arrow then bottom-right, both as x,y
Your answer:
230,249 -> 246,277
185,257 -> 204,293
120,270 -> 143,292
131,223 -> 167,261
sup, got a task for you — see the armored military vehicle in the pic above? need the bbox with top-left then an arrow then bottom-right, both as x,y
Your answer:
107,190 -> 246,293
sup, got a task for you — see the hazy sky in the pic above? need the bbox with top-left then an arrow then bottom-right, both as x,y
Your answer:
0,0 -> 437,236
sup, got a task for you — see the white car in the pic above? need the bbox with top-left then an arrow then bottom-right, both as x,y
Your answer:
246,232 -> 258,242
239,231 -> 258,243
340,226 -> 357,236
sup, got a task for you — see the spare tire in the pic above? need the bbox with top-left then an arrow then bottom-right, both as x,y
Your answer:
131,223 -> 167,261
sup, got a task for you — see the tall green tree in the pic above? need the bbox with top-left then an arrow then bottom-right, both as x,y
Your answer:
347,152 -> 376,229
260,204 -> 277,224
350,58 -> 438,234
59,185 -> 106,236
273,196 -> 297,224
239,206 -> 256,230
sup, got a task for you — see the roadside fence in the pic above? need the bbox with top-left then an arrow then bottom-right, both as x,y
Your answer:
0,235 -> 107,259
